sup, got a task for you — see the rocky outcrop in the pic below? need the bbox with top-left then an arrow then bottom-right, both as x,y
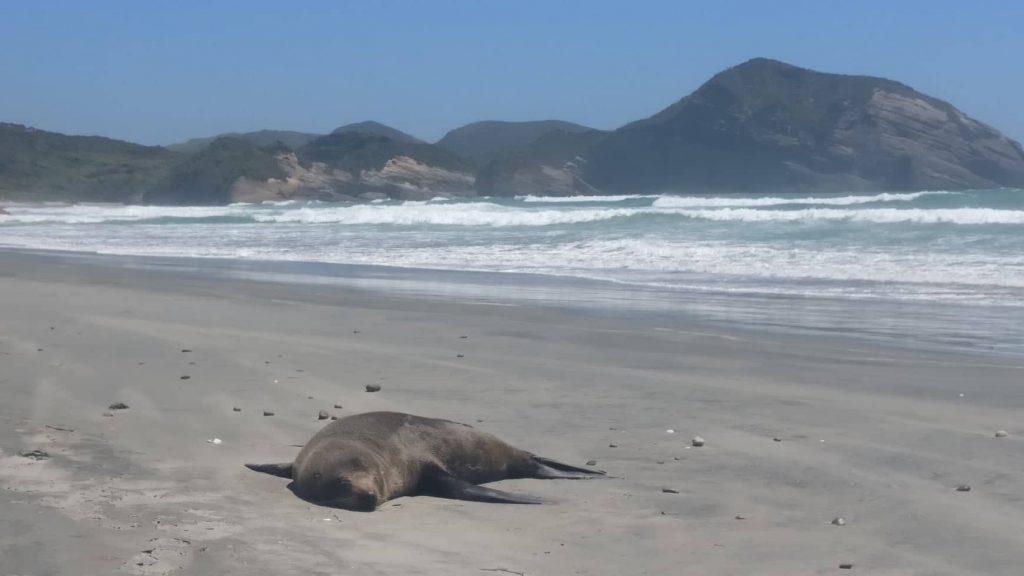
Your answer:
229,154 -> 474,203
584,58 -> 1024,193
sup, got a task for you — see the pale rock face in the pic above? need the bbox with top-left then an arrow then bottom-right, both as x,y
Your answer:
228,154 -> 475,202
358,156 -> 475,199
230,153 -> 354,203
831,89 -> 1024,189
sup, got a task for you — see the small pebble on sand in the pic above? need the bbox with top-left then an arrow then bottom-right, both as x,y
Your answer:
263,411 -> 275,417
232,407 -> 241,412
608,443 -> 618,448
956,484 -> 972,492
773,437 -> 782,442
330,415 -> 338,420
318,410 -> 329,420
456,354 -> 464,358
459,335 -> 468,339
839,563 -> 853,570
586,460 -> 597,466
662,488 -> 680,494
735,515 -> 746,520
995,430 -> 1008,438
831,517 -> 846,526
181,349 -> 192,353
365,384 -> 381,393
334,404 -> 343,409
692,436 -> 705,447
108,402 -> 129,410
180,375 -> 191,380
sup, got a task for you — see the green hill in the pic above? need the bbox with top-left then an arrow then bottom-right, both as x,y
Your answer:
0,123 -> 177,202
330,121 -> 423,143
143,137 -> 285,205
298,131 -> 470,173
437,120 -> 594,167
166,130 -> 322,154
584,58 -> 1024,192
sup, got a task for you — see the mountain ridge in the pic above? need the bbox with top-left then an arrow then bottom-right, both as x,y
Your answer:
3,58 -> 1024,204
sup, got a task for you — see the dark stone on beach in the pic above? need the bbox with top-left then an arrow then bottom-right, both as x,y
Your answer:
608,443 -> 618,448
365,384 -> 381,393
831,517 -> 846,526
956,484 -> 972,492
586,460 -> 597,466
180,375 -> 191,380
232,407 -> 242,412
318,410 -> 329,420
19,449 -> 50,460
307,396 -> 313,399
108,402 -> 129,410
188,361 -> 195,365
263,411 -> 275,417
662,488 -> 679,494
735,515 -> 746,520
353,330 -> 360,334
773,437 -> 782,442
37,348 -> 43,352
456,354 -> 464,358
839,563 -> 853,570
297,369 -> 304,373
459,335 -> 468,339
181,349 -> 192,353
264,360 -> 270,364
330,415 -> 338,420
333,404 -> 343,409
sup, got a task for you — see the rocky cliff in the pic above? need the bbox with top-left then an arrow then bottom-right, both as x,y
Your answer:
583,58 -> 1024,193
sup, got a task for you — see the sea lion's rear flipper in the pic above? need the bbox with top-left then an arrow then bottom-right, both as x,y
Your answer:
245,462 -> 294,479
531,456 -> 606,479
422,470 -> 544,505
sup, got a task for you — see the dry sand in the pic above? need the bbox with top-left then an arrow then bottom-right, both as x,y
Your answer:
1,250 -> 1023,575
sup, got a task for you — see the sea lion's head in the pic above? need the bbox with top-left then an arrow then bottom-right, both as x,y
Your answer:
292,448 -> 385,511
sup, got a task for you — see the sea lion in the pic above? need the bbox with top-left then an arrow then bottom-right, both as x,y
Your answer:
246,411 -> 604,511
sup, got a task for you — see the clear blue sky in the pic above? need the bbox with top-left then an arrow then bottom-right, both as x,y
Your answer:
2,0 -> 1022,145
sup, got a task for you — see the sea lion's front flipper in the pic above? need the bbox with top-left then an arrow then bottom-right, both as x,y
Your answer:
531,456 -> 606,479
422,470 -> 544,505
245,462 -> 294,479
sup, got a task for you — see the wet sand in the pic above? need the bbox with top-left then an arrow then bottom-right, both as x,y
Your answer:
1,250 -> 1023,575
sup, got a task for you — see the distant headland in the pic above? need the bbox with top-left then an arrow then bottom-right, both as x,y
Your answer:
3,58 -> 1023,205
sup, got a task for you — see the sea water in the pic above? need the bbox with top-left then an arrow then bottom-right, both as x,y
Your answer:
2,189 -> 1023,356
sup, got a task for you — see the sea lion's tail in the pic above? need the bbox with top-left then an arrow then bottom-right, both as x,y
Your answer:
245,462 -> 294,479
531,456 -> 606,478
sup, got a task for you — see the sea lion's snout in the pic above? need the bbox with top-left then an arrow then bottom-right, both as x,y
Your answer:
315,473 -> 380,511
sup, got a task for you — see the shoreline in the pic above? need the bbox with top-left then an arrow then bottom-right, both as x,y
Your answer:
2,246 -> 1022,361
2,249 -> 1024,574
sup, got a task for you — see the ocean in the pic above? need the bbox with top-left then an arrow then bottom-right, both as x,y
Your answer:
3,189 -> 1023,356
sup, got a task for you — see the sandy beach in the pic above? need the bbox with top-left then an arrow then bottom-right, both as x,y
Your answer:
2,249 -> 1024,575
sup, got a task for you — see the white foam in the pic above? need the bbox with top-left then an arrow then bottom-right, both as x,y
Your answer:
0,204 -> 249,224
518,194 -> 658,203
667,207 -> 1024,225
652,190 -> 952,208
250,203 -> 644,226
